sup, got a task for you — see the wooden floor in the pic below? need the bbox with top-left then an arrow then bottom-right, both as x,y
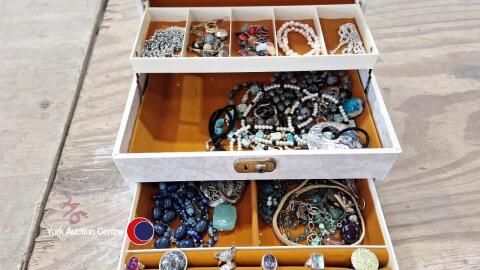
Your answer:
0,0 -> 106,268
25,0 -> 480,269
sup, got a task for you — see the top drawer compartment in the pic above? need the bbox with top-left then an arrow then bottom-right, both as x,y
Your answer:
131,4 -> 378,73
112,70 -> 401,183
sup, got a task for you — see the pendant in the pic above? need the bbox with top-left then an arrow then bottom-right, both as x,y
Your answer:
342,98 -> 364,118
341,222 -> 361,244
213,204 -> 237,231
328,206 -> 345,221
307,122 -> 363,150
321,235 -> 344,245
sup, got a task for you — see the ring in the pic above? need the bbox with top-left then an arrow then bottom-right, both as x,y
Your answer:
261,253 -> 278,270
159,250 -> 188,270
215,246 -> 237,270
205,22 -> 218,33
126,257 -> 145,270
304,253 -> 325,270
351,248 -> 379,270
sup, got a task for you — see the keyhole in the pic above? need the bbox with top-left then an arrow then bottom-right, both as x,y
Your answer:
255,163 -> 267,173
243,164 -> 249,171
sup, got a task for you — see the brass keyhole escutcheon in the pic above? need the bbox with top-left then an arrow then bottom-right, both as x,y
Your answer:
255,163 -> 267,173
233,158 -> 276,173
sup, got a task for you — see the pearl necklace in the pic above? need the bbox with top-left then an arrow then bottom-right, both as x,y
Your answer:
277,21 -> 322,56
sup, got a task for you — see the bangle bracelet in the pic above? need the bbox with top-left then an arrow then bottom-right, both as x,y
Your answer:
277,21 -> 322,56
272,181 -> 365,246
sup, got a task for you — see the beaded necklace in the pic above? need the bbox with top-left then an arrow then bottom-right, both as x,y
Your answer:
152,182 -> 218,249
207,71 -> 368,151
277,21 -> 322,56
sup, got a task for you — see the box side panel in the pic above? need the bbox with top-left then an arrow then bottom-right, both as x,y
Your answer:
113,77 -> 141,155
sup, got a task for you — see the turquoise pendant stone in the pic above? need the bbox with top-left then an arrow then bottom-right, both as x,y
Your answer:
213,204 -> 237,231
328,206 -> 344,220
310,236 -> 321,246
343,97 -> 364,118
215,118 -> 225,127
287,133 -> 295,142
250,84 -> 261,95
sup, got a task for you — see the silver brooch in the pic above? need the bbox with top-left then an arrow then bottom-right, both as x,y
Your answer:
200,181 -> 246,207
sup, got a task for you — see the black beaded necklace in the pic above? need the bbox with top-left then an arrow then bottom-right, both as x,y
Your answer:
207,71 -> 369,151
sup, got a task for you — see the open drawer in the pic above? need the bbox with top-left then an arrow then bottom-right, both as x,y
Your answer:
112,70 -> 401,183
131,4 -> 378,73
117,179 -> 398,269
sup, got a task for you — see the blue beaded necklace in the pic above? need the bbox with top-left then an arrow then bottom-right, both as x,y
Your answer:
152,182 -> 218,248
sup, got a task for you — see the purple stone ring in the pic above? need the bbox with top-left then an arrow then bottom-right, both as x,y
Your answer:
126,257 -> 144,270
261,253 -> 278,270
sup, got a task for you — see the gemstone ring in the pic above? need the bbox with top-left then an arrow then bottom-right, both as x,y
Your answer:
261,253 -> 278,270
304,253 -> 325,270
215,246 -> 237,270
159,250 -> 188,270
351,248 -> 379,270
126,257 -> 144,270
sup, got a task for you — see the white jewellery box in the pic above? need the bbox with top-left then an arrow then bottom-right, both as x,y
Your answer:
114,0 -> 402,269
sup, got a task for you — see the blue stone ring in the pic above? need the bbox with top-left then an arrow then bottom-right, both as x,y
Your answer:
159,250 -> 188,270
261,253 -> 278,270
304,253 -> 325,270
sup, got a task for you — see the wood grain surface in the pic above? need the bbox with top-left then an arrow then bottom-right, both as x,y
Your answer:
0,0 -> 107,268
27,0 -> 480,269
26,0 -> 138,269
367,0 -> 480,269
